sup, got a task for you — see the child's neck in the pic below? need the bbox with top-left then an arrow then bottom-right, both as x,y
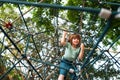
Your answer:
72,45 -> 77,48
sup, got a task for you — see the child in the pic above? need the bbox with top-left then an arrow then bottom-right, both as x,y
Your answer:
58,31 -> 84,80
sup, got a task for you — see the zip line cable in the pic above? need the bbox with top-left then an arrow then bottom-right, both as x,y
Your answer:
0,0 -> 101,14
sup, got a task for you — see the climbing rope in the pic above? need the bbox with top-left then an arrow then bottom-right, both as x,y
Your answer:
0,0 -> 119,80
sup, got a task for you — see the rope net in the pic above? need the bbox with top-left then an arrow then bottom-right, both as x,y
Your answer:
0,0 -> 120,80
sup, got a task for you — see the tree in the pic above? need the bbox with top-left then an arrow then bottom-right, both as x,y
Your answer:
0,0 -> 120,80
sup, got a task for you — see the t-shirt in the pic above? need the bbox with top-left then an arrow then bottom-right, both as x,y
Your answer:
63,42 -> 80,61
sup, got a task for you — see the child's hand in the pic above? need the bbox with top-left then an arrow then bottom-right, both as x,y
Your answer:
80,43 -> 84,50
63,31 -> 67,35
61,31 -> 68,46
79,43 -> 85,61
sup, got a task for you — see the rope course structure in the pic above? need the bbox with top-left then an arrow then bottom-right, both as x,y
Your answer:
0,0 -> 120,80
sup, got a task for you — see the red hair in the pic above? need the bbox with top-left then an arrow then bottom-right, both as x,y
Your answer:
68,33 -> 81,47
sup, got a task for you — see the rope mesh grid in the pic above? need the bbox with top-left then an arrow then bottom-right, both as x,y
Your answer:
0,0 -> 120,80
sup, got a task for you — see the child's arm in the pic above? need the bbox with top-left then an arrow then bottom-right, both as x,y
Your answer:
60,31 -> 67,46
78,43 -> 85,61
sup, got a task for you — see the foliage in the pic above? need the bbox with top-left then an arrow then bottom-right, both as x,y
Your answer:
0,0 -> 119,80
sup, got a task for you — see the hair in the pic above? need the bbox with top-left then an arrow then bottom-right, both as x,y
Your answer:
68,33 -> 81,47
